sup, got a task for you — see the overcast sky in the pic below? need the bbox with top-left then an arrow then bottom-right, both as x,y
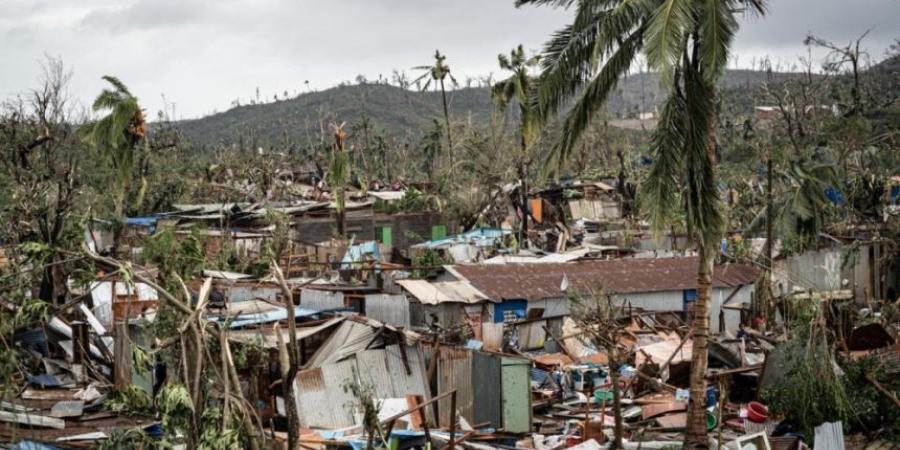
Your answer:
2,0 -> 898,119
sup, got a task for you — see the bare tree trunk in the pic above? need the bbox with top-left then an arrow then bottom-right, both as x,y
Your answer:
609,346 -> 624,450
274,264 -> 301,450
684,250 -> 713,448
762,155 -> 774,322
337,186 -> 346,239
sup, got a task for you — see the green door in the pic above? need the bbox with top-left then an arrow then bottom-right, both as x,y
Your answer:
501,357 -> 531,433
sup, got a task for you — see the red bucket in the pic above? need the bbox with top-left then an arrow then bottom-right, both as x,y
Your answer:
747,401 -> 769,423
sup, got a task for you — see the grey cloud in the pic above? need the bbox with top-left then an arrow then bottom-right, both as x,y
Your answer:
1,0 -> 898,118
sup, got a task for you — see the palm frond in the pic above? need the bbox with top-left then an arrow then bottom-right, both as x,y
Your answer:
698,0 -> 737,83
536,1 -> 647,121
100,75 -> 132,97
546,29 -> 643,174
645,0 -> 694,74
639,89 -> 687,238
515,0 -> 580,8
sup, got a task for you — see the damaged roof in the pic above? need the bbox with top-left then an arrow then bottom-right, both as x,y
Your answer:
451,256 -> 760,301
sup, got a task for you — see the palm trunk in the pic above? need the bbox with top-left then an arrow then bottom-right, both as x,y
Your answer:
439,78 -> 453,166
684,249 -> 713,448
519,133 -> 529,248
685,79 -> 718,447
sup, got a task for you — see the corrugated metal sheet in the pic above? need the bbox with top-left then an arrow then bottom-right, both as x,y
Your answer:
228,317 -> 344,348
397,280 -> 488,305
300,288 -> 345,310
294,344 -> 430,429
294,361 -> 357,428
220,284 -> 279,303
452,257 -> 759,301
304,320 -> 378,368
365,294 -> 410,328
437,347 -> 474,427
472,352 -> 502,428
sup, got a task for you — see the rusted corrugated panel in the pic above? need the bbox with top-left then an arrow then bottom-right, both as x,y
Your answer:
472,351 -> 502,428
437,347 -> 474,427
300,288 -> 345,311
452,257 -> 760,301
365,294 -> 410,328
294,361 -> 357,428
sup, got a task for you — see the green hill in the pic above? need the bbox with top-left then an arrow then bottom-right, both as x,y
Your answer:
175,69 -> 803,149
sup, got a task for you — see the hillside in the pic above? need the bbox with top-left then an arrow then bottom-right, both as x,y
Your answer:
175,69 -> 800,148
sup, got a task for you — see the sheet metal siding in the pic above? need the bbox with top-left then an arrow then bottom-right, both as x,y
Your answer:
713,285 -> 753,334
414,303 -> 464,329
773,249 -> 844,295
221,285 -> 280,303
295,345 -> 429,429
365,294 -> 411,328
300,288 -> 345,311
294,361 -> 358,428
472,351 -> 502,428
437,347 -> 474,427
501,357 -> 532,433
516,321 -> 547,350
615,291 -> 683,312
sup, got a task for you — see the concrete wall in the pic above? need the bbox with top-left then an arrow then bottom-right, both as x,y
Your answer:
772,243 -> 895,300
292,212 -> 453,252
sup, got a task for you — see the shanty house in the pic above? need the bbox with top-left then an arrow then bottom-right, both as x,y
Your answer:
394,279 -> 491,332
449,256 -> 759,335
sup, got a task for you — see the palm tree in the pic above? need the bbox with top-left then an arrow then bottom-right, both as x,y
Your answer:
492,45 -> 542,247
80,76 -> 146,219
413,50 -> 457,163
518,0 -> 766,447
329,123 -> 350,238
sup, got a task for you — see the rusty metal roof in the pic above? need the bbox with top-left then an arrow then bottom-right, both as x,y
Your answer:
451,256 -> 759,301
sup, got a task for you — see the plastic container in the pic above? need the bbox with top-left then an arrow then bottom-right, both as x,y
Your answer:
706,386 -> 719,407
706,411 -> 717,430
747,401 -> 769,423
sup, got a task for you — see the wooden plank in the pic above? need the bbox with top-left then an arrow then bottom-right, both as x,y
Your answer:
50,400 -> 84,418
654,412 -> 687,429
641,402 -> 686,420
0,410 -> 66,429
21,388 -> 78,401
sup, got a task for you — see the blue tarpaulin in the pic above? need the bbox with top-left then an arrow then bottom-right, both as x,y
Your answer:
10,442 -> 62,450
825,187 -> 845,205
414,227 -> 511,250
220,306 -> 321,328
341,240 -> 382,270
125,216 -> 159,233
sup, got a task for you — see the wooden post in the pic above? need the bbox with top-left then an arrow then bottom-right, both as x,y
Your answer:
71,321 -> 87,364
449,390 -> 457,450
113,321 -> 132,390
71,321 -> 88,384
